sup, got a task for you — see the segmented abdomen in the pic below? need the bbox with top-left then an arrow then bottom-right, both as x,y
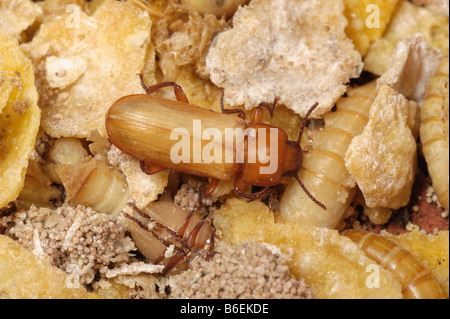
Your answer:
56,158 -> 130,216
420,56 -> 449,211
343,230 -> 445,299
279,81 -> 378,228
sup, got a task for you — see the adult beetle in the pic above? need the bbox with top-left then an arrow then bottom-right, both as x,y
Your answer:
105,75 -> 325,209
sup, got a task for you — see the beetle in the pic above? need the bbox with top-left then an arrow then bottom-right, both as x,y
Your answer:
105,75 -> 326,209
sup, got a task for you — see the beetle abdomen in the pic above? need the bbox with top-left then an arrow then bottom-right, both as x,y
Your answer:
106,95 -> 247,180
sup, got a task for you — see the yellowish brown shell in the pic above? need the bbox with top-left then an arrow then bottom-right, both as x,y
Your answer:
125,202 -> 214,275
105,94 -> 247,180
420,56 -> 449,210
343,230 -> 445,299
56,158 -> 130,216
18,159 -> 61,208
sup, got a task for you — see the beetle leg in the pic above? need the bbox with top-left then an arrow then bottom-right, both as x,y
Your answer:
250,106 -> 264,124
249,96 -> 279,124
203,178 -> 220,197
219,88 -> 246,120
234,172 -> 272,200
266,190 -> 274,211
235,186 -> 272,200
140,160 -> 166,175
139,74 -> 189,103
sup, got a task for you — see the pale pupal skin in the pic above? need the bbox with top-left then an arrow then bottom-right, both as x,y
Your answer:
342,230 -> 445,299
106,94 -> 247,181
124,202 -> 214,275
43,137 -> 90,184
279,81 -> 378,228
420,56 -> 449,211
18,160 -> 61,208
56,158 -> 130,216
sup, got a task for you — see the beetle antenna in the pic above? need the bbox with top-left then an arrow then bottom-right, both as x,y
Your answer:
293,102 -> 326,210
219,88 -> 246,120
219,88 -> 225,110
294,174 -> 327,210
297,102 -> 319,144
257,96 -> 279,119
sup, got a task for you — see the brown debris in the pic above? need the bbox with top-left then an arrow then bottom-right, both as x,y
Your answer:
173,179 -> 216,213
154,10 -> 227,80
11,204 -> 134,286
169,242 -> 312,299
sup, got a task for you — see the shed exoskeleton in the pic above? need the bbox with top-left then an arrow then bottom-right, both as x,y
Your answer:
124,201 -> 214,275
